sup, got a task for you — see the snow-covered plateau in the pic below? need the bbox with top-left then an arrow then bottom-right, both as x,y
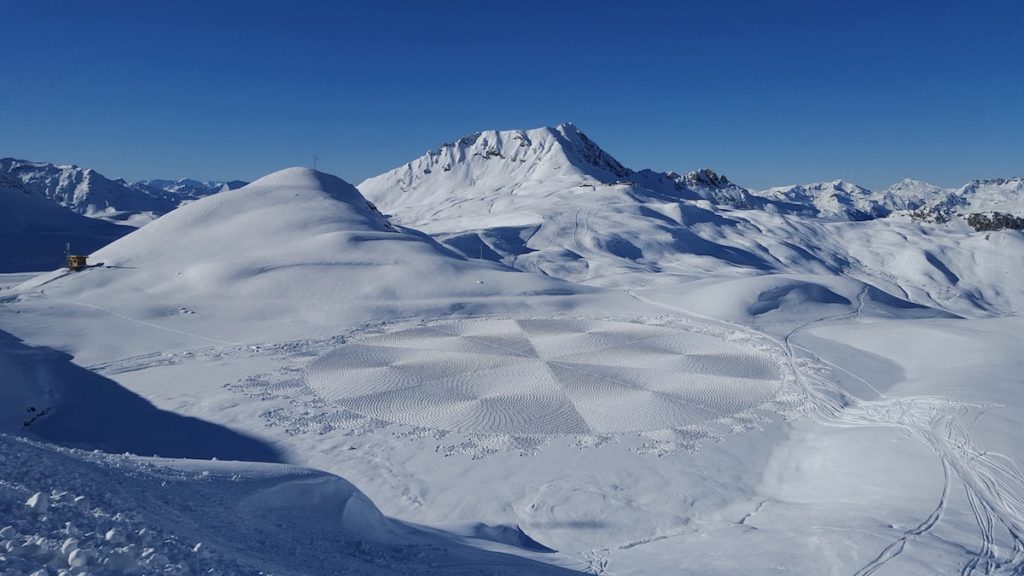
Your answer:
2,125 -> 1023,575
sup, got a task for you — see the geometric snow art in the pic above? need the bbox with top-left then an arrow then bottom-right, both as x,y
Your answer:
306,319 -> 786,435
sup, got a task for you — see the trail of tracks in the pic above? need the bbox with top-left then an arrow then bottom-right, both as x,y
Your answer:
626,288 -> 1024,575
40,289 -> 241,346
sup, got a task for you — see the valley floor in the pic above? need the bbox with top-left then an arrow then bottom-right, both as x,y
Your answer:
2,270 -> 1023,575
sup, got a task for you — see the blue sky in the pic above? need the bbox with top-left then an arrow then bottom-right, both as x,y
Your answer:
2,0 -> 1022,190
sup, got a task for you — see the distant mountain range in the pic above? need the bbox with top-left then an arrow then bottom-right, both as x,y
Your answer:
359,123 -> 1022,224
0,158 -> 247,227
3,125 -> 1022,318
5,132 -> 1020,233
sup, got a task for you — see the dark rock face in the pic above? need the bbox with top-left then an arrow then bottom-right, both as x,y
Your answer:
966,212 -> 1024,232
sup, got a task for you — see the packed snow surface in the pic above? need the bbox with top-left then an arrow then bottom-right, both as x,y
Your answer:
308,318 -> 785,434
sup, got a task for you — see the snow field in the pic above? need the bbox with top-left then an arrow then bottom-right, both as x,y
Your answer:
306,318 -> 787,435
0,435 -> 579,576
0,436 -> 250,576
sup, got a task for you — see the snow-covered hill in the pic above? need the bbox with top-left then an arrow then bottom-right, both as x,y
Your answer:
0,174 -> 130,272
21,167 -> 582,344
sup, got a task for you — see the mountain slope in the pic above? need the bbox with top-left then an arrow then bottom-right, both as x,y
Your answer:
359,124 -> 1024,316
360,123 -> 627,208
1,158 -> 177,222
0,433 -> 578,575
0,174 -> 131,272
879,178 -> 960,212
957,177 -> 1024,213
1,158 -> 239,227
359,124 -> 780,283
756,180 -> 890,221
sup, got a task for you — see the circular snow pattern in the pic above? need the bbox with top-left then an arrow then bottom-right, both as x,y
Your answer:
306,319 -> 785,435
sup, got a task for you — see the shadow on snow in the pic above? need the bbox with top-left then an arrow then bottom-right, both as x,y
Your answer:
1,329 -> 284,463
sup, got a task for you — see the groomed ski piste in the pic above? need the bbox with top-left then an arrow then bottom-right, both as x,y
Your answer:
3,143 -> 1024,575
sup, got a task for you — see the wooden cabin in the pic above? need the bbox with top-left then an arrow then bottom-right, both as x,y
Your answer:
67,254 -> 88,271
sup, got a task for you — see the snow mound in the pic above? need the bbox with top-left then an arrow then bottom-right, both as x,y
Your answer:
30,167 -> 580,342
306,318 -> 786,435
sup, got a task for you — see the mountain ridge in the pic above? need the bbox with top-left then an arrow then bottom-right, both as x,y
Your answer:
0,157 -> 244,226
358,123 -> 1024,315
360,124 -> 1023,222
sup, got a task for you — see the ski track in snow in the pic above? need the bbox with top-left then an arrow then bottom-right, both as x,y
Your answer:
39,284 -> 242,347
628,287 -> 1024,575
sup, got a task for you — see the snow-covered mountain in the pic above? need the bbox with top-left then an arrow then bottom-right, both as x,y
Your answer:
875,177 -> 1024,225
360,124 -> 1024,316
756,180 -> 890,221
131,177 -> 248,201
360,124 -> 626,203
877,178 -> 959,212
359,124 -> 781,282
629,167 -> 768,208
0,173 -> 131,272
1,158 -> 176,224
956,177 -> 1024,214
360,124 -> 760,210
752,177 -> 1023,223
0,158 -> 238,226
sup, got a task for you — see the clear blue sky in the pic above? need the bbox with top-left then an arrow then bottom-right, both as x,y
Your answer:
2,0 -> 1022,190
